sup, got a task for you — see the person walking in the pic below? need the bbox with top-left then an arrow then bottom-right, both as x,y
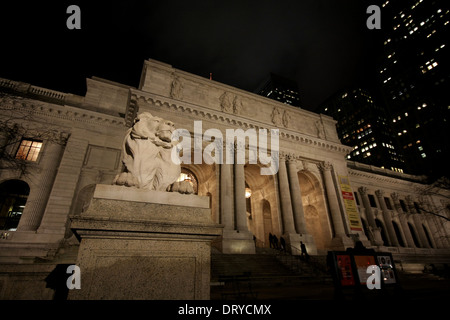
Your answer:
300,241 -> 309,260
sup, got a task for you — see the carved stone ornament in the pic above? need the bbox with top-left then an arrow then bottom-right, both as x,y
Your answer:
113,112 -> 191,193
315,119 -> 326,139
271,107 -> 283,126
170,76 -> 183,100
219,92 -> 234,113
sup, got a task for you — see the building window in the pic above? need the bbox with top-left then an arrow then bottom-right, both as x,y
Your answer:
384,197 -> 393,210
399,199 -> 408,212
354,192 -> 360,205
0,180 -> 30,231
368,194 -> 377,208
15,139 -> 43,162
413,202 -> 421,213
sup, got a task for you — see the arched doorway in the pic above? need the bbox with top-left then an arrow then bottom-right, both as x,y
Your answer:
262,199 -> 273,248
304,205 -> 326,250
0,180 -> 30,231
298,171 -> 332,252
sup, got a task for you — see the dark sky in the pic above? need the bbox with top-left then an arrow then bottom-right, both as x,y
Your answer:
0,0 -> 384,111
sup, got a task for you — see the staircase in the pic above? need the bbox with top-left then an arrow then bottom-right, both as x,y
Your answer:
210,249 -> 332,299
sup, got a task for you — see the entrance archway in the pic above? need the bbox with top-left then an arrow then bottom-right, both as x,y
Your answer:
298,171 -> 332,252
262,199 -> 273,247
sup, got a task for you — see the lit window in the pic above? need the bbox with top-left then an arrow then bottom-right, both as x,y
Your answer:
421,153 -> 427,158
15,139 -> 42,162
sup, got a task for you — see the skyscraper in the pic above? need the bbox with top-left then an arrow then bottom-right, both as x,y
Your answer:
377,0 -> 450,180
318,88 -> 405,172
255,73 -> 301,107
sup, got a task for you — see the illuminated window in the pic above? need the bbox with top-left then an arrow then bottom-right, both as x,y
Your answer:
15,139 -> 43,162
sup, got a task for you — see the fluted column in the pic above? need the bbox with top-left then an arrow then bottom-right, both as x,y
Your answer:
358,187 -> 384,246
391,192 -> 415,247
17,140 -> 65,231
277,157 -> 296,234
319,162 -> 346,237
376,190 -> 399,247
220,163 -> 234,230
287,158 -> 307,234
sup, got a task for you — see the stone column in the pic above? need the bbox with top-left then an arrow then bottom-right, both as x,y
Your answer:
376,190 -> 399,247
287,158 -> 307,234
220,163 -> 234,230
37,135 -> 87,235
277,157 -> 296,234
17,139 -> 65,231
234,162 -> 248,232
319,162 -> 346,237
391,192 -> 415,247
358,187 -> 384,246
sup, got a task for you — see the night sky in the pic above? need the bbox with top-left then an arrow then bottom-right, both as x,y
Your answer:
0,0 -> 384,111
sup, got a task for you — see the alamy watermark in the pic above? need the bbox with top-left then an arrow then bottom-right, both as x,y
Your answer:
367,5 -> 381,29
66,265 -> 81,290
366,265 -> 381,289
171,121 -> 280,175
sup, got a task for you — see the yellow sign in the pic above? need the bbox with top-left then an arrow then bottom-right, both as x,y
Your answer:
338,176 -> 362,231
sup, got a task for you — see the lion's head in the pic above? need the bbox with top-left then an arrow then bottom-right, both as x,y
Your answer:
131,112 -> 176,148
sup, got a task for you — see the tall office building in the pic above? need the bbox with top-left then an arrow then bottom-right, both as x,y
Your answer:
318,88 -> 405,173
255,73 -> 301,107
377,0 -> 450,180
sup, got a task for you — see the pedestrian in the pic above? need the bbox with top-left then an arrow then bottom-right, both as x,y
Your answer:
273,235 -> 279,249
269,233 -> 274,248
300,241 -> 309,260
280,236 -> 286,253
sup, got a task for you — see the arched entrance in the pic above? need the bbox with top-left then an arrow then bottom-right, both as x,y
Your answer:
298,171 -> 332,252
262,199 -> 273,247
0,180 -> 30,231
304,205 -> 326,250
244,164 -> 280,248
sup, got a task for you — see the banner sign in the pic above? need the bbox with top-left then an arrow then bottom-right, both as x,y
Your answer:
338,175 -> 362,231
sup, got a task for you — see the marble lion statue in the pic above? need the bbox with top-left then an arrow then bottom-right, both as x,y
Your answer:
114,112 -> 190,193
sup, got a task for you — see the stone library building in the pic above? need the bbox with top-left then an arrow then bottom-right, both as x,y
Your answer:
0,59 -> 449,299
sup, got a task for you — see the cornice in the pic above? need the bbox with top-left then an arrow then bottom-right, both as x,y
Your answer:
348,167 -> 422,188
130,90 -> 352,156
1,95 -> 125,127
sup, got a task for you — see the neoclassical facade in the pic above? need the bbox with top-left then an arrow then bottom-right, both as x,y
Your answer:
0,59 -> 449,299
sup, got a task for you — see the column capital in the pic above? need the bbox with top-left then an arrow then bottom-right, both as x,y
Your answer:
318,161 -> 333,172
358,186 -> 368,196
285,153 -> 298,163
390,192 -> 399,202
375,189 -> 385,198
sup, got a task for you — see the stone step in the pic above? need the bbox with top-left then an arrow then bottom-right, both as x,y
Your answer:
211,253 -> 331,284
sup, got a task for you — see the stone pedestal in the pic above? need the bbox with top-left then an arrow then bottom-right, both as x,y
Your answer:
68,184 -> 223,300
